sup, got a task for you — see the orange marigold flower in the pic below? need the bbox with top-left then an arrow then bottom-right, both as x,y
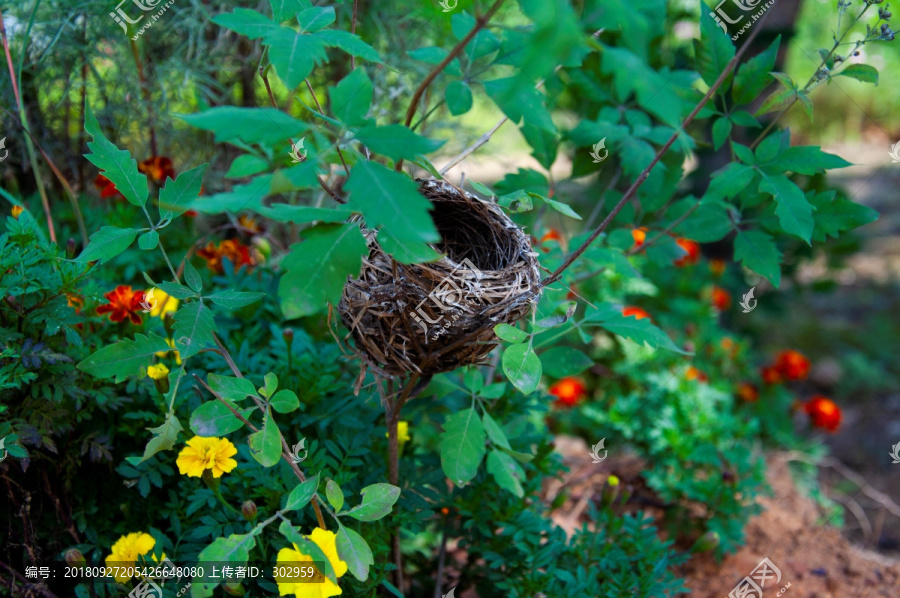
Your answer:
720,337 -> 735,352
685,366 -> 708,382
549,377 -> 587,407
196,239 -> 254,274
709,259 -> 726,276
540,229 -> 562,244
711,286 -> 731,310
238,214 -> 263,234
631,227 -> 647,249
674,238 -> 700,267
96,285 -> 146,324
761,365 -> 783,385
774,350 -> 810,381
736,382 -> 759,402
804,395 -> 842,432
11,205 -> 24,219
94,174 -> 124,199
138,156 -> 175,185
67,294 -> 85,314
622,306 -> 650,321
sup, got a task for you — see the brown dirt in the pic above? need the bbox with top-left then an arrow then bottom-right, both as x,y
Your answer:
545,437 -> 900,597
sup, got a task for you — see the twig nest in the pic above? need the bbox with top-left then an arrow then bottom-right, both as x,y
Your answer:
338,179 -> 541,377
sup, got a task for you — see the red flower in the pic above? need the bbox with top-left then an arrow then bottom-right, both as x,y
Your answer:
540,229 -> 562,244
736,383 -> 759,402
774,350 -> 810,381
96,285 -> 146,324
622,306 -> 650,321
631,228 -> 647,249
804,396 -> 842,432
761,365 -> 783,385
685,366 -> 708,383
711,286 -> 731,310
138,156 -> 176,185
196,239 -> 254,274
549,377 -> 587,407
674,238 -> 700,267
94,174 -> 124,199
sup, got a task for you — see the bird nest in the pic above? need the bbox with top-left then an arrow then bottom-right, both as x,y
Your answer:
338,179 -> 541,377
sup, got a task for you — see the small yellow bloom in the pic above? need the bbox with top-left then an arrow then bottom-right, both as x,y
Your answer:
607,475 -> 620,487
176,436 -> 238,478
385,421 -> 411,445
146,288 -> 179,318
105,532 -> 156,582
275,528 -> 348,598
147,364 -> 170,380
11,206 -> 24,219
155,337 -> 182,364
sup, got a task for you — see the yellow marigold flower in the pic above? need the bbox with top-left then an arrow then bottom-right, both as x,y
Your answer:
11,206 -> 24,219
176,437 -> 238,478
147,364 -> 170,380
385,421 -> 411,445
105,532 -> 156,582
607,475 -> 620,487
275,528 -> 348,598
147,288 -> 179,318
155,337 -> 182,364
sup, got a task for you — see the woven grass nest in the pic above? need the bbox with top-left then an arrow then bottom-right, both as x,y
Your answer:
338,179 -> 542,377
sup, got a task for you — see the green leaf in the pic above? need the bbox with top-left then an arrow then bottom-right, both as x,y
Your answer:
270,389 -> 300,414
297,6 -> 334,32
260,204 -> 352,224
539,194 -> 582,220
285,475 -> 319,511
451,12 -> 501,59
501,343 -> 542,394
777,146 -> 852,174
584,307 -> 688,354
705,163 -> 756,201
269,0 -> 310,23
208,373 -> 258,402
138,230 -> 158,250
733,36 -> 781,105
263,372 -> 278,397
180,107 -> 307,145
329,69 -> 372,126
493,323 -> 528,343
266,27 -> 327,88
160,164 -> 207,220
755,84 -> 796,117
173,302 -> 217,359
446,81 -> 473,116
484,76 -> 556,133
226,155 -> 269,179
487,450 -> 525,498
729,110 -> 760,127
540,346 -> 593,378
190,400 -> 247,437
84,103 -> 148,208
192,534 -> 256,597
157,281 -> 195,300
694,9 -> 735,88
481,412 -> 511,450
344,483 -> 401,521
77,333 -> 171,381
758,173 -> 814,242
316,30 -> 382,63
345,162 -> 439,264
278,223 -> 368,319
733,229 -> 782,287
248,411 -> 283,467
206,290 -> 265,309
732,142 -> 756,165
439,408 -> 486,486
76,226 -> 140,264
711,117 -> 732,151
755,133 -> 783,163
836,63 -> 878,85
354,125 -> 445,160
670,198 -> 733,243
811,192 -> 879,241
213,8 -> 279,39
325,478 -> 344,512
184,261 -> 202,292
336,526 -> 374,582
408,46 -> 462,76
139,413 -> 183,463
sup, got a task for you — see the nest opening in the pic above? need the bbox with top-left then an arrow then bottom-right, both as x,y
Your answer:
339,179 -> 542,377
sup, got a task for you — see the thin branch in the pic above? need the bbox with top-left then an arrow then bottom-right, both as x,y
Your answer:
350,0 -> 359,70
304,78 -> 350,176
439,116 -> 508,176
626,202 -> 700,257
541,15 -> 772,287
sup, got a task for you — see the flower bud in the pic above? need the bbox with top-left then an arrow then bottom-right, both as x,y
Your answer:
241,500 -> 257,521
283,328 -> 294,344
690,531 -> 721,554
66,238 -> 77,259
64,548 -> 86,568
